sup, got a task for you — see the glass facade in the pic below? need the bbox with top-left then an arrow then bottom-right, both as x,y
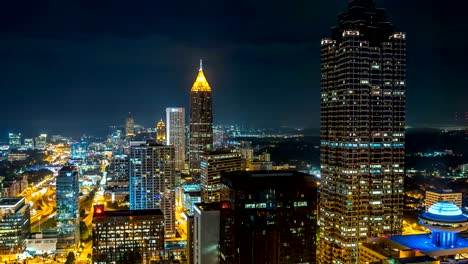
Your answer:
129,141 -> 176,237
189,63 -> 213,174
166,107 -> 186,171
56,167 -> 79,251
0,197 -> 30,255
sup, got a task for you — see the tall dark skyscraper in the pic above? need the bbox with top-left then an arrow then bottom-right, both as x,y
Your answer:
319,1 -> 406,263
189,60 -> 213,174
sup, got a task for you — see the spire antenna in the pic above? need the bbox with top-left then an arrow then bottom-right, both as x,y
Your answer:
199,59 -> 203,70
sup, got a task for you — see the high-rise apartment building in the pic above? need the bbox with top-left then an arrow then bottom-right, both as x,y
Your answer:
70,140 -> 87,160
200,152 -> 242,203
125,112 -> 135,139
129,140 -> 176,236
219,171 -> 318,264
425,189 -> 462,212
108,154 -> 129,182
8,133 -> 22,149
156,119 -> 166,145
0,197 -> 30,255
34,134 -> 47,150
56,167 -> 80,251
319,1 -> 406,263
92,205 -> 165,263
166,107 -> 186,171
23,138 -> 34,150
189,60 -> 213,174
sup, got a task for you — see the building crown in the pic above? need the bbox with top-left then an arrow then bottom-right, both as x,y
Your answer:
191,59 -> 211,92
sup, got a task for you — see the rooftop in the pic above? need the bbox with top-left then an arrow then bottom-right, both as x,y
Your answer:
390,234 -> 468,253
0,197 -> 24,208
194,202 -> 221,212
93,208 -> 164,218
221,170 -> 317,191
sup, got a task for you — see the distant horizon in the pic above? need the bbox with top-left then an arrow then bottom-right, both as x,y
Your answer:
1,124 -> 468,141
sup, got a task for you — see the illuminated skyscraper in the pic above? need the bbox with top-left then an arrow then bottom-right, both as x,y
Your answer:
8,133 -> 21,149
56,166 -> 80,251
34,134 -> 47,150
129,140 -> 176,237
24,138 -> 34,150
166,107 -> 186,171
71,140 -> 87,160
125,112 -> 135,139
189,60 -> 213,174
200,152 -> 242,203
319,1 -> 406,263
0,197 -> 30,255
156,119 -> 166,144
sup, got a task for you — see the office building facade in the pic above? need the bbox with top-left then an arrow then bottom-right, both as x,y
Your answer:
108,154 -> 129,182
92,205 -> 165,263
56,167 -> 80,251
129,141 -> 176,236
71,140 -> 87,160
34,134 -> 47,150
189,61 -> 213,174
23,138 -> 34,150
425,189 -> 462,212
8,133 -> 21,149
219,171 -> 318,264
0,197 -> 30,255
319,1 -> 406,263
166,107 -> 186,171
200,152 -> 242,203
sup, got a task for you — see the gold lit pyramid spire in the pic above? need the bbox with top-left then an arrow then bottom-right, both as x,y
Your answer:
191,59 -> 211,92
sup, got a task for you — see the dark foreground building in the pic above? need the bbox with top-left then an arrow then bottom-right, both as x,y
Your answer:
219,171 -> 318,264
92,206 -> 165,263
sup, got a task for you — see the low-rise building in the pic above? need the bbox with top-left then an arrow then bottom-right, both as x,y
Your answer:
25,232 -> 57,255
7,152 -> 28,161
425,189 -> 462,211
360,202 -> 468,264
92,205 -> 165,263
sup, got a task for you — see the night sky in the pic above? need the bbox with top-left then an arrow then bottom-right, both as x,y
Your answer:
1,0 -> 467,138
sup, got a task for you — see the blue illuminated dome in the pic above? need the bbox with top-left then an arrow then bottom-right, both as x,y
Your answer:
419,201 -> 468,248
428,201 -> 463,217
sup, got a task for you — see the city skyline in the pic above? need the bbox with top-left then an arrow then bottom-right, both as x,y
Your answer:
1,1 -> 468,263
2,0 -> 468,137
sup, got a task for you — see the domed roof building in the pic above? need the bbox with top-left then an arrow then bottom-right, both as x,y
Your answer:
419,201 -> 468,248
